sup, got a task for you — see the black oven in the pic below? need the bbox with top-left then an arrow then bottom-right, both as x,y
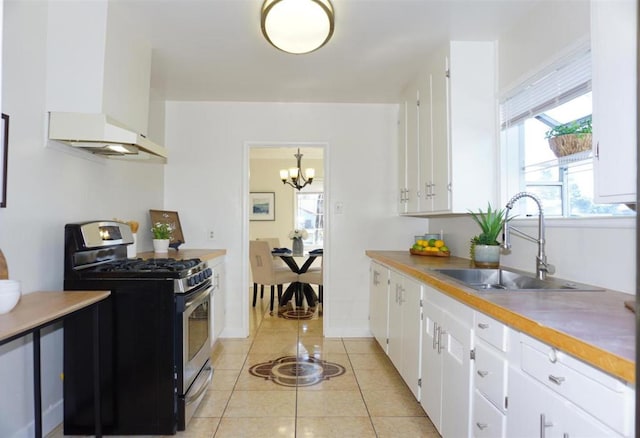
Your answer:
62,221 -> 213,435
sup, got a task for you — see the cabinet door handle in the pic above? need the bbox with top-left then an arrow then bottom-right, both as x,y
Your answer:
477,322 -> 490,329
548,375 -> 565,386
432,322 -> 438,349
437,329 -> 447,354
476,370 -> 489,378
475,422 -> 488,431
539,413 -> 553,438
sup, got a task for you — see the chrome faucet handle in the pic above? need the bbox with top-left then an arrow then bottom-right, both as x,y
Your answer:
537,258 -> 556,275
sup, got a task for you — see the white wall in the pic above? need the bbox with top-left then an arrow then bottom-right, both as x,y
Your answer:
498,0 -> 591,94
164,102 -> 426,338
0,2 -> 165,436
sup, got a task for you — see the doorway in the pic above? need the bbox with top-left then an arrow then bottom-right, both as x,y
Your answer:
245,143 -> 327,336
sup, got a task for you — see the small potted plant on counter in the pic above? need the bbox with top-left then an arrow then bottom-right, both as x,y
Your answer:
151,222 -> 173,254
469,203 -> 511,268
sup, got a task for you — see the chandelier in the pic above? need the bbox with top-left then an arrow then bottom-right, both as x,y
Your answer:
279,148 -> 315,190
261,0 -> 335,54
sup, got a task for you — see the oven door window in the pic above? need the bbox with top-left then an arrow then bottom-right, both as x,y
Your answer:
187,296 -> 210,362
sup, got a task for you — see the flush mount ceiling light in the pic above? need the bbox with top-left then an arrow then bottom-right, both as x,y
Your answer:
261,0 -> 335,54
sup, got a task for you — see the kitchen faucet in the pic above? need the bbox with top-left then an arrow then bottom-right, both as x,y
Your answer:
502,192 -> 555,280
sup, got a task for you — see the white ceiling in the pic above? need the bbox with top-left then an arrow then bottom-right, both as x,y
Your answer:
118,0 -> 541,104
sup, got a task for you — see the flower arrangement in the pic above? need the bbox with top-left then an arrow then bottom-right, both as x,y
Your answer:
288,228 -> 308,240
151,222 -> 173,240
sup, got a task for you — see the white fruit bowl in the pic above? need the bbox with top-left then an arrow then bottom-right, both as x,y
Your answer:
0,280 -> 21,314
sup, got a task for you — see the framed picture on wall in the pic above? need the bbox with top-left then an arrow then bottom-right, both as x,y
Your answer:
249,192 -> 275,221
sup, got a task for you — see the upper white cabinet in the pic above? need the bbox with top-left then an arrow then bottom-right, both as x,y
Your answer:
398,81 -> 421,213
591,0 -> 637,203
46,1 -> 152,135
398,41 -> 497,215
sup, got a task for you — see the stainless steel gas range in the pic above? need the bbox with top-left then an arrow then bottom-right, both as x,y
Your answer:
63,221 -> 214,435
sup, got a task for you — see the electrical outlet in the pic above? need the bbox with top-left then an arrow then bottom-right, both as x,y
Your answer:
208,230 -> 215,240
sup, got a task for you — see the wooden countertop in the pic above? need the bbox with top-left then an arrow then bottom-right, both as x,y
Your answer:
137,248 -> 226,261
0,291 -> 110,344
366,250 -> 636,384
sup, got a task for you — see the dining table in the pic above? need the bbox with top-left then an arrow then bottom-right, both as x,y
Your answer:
272,250 -> 322,308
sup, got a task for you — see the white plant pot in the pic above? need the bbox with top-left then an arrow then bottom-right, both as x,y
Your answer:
473,244 -> 500,268
153,239 -> 170,254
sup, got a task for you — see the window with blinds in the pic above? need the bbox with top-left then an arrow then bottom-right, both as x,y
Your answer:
500,47 -> 632,217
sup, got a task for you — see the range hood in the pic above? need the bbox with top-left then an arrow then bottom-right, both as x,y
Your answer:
48,112 -> 167,160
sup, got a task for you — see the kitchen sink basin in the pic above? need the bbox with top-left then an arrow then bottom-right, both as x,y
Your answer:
433,268 -> 604,292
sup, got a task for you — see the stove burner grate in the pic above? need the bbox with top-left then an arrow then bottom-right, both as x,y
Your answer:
94,258 -> 201,273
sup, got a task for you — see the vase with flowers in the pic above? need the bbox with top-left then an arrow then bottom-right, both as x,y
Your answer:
288,228 -> 308,255
151,222 -> 173,253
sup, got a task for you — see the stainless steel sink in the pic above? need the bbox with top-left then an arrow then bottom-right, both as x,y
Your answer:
433,268 -> 604,292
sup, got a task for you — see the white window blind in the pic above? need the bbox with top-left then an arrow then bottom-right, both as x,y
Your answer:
501,48 -> 591,128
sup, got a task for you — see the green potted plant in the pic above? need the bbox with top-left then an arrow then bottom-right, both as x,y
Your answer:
468,203 -> 511,268
151,222 -> 172,253
544,116 -> 592,158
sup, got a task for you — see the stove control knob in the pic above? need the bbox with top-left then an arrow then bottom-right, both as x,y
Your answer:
197,272 -> 204,282
187,277 -> 195,287
205,268 -> 213,278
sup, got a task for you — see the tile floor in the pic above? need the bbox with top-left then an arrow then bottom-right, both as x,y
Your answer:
49,291 -> 440,437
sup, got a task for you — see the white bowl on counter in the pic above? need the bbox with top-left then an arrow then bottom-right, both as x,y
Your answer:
0,280 -> 21,314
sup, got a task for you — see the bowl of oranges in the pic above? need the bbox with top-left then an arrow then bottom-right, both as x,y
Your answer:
410,238 -> 450,257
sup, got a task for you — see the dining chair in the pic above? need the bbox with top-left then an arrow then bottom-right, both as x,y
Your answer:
255,237 -> 285,300
298,257 -> 323,305
249,240 -> 299,312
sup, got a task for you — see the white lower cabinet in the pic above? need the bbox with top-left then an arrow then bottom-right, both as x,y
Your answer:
369,262 -> 390,352
473,389 -> 506,438
368,260 -> 636,438
420,285 -> 474,437
507,332 -> 634,438
472,312 -> 509,437
388,270 -> 423,399
208,256 -> 226,344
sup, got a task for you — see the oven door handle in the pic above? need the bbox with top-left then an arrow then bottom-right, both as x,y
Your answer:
185,285 -> 213,310
185,365 -> 213,404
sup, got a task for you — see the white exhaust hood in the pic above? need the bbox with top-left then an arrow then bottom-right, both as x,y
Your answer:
48,112 -> 167,160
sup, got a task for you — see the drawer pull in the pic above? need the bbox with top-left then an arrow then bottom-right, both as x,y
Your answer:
476,370 -> 489,378
548,374 -> 565,385
476,422 -> 488,430
477,322 -> 490,329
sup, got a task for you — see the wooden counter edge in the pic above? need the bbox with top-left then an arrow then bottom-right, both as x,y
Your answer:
366,250 -> 635,384
0,290 -> 110,343
137,249 -> 226,261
